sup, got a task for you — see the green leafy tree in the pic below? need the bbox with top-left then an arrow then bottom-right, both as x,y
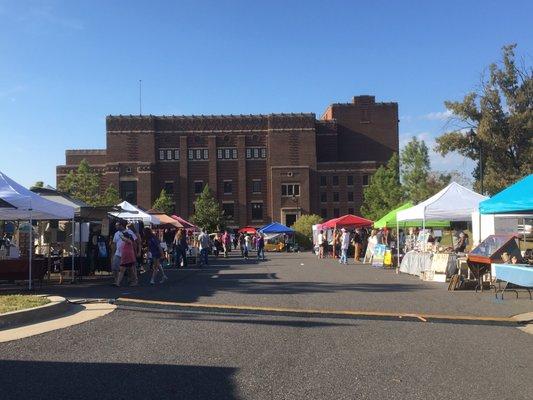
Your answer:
58,159 -> 102,206
435,44 -> 532,195
293,214 -> 322,249
31,181 -> 44,189
401,138 -> 435,204
361,153 -> 405,221
152,189 -> 174,215
191,185 -> 224,232
100,184 -> 121,206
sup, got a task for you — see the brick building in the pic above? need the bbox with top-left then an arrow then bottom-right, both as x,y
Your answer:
57,95 -> 398,227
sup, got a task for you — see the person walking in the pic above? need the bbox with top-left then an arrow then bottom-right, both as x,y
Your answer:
339,228 -> 350,265
114,229 -> 139,287
197,229 -> 211,267
222,230 -> 231,258
238,233 -> 245,257
111,221 -> 138,285
352,228 -> 362,262
143,227 -> 168,285
213,233 -> 221,258
243,233 -> 252,260
317,230 -> 325,259
257,233 -> 265,261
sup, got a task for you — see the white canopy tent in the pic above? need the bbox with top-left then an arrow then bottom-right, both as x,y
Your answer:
397,182 -> 488,223
0,171 -> 75,289
109,201 -> 160,225
396,182 -> 488,260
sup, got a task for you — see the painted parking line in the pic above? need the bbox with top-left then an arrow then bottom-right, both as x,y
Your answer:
116,297 -> 528,326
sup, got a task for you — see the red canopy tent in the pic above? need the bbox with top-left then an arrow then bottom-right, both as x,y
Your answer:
238,226 -> 257,234
321,214 -> 373,229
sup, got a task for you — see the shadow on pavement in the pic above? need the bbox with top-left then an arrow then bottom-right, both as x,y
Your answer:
146,312 -> 355,329
3,252 -> 425,305
0,360 -> 239,400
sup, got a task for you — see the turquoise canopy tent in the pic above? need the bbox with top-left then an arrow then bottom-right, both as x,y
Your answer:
374,202 -> 450,229
479,174 -> 533,215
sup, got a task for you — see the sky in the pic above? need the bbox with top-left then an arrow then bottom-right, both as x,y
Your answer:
1,0 -> 532,188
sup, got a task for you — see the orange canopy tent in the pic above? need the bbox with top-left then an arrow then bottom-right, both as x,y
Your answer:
147,209 -> 183,228
322,214 -> 373,229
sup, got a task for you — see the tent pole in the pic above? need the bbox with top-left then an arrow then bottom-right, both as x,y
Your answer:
422,217 -> 426,252
396,221 -> 400,273
71,218 -> 75,283
28,208 -> 33,291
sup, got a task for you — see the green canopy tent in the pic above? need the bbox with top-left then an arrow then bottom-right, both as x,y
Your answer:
374,203 -> 450,229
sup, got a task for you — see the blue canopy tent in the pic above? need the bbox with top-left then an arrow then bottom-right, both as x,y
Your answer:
259,222 -> 294,234
479,174 -> 533,215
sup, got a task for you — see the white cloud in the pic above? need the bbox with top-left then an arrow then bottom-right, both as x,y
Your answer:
419,110 -> 453,121
0,85 -> 27,98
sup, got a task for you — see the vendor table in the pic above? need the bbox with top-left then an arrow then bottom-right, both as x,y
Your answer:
493,264 -> 533,300
399,251 -> 432,276
0,258 -> 48,284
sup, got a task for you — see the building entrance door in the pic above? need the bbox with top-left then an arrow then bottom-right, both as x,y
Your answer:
285,214 -> 297,227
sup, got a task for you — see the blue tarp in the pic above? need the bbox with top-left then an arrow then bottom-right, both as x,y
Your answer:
259,222 -> 294,234
479,174 -> 533,215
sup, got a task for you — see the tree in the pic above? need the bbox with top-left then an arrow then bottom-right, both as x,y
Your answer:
191,185 -> 224,232
100,184 -> 121,206
31,181 -> 44,189
361,153 -> 405,221
435,44 -> 532,195
152,189 -> 174,215
58,159 -> 102,206
293,214 -> 322,249
401,137 -> 437,204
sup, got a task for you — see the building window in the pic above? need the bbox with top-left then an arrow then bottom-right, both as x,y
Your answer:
332,176 -> 339,186
348,207 -> 354,215
321,208 -> 328,219
333,208 -> 340,217
223,181 -> 232,195
164,182 -> 174,195
189,148 -> 208,160
218,148 -> 238,160
361,109 -> 371,123
281,184 -> 300,197
251,202 -> 263,220
347,176 -> 354,186
120,181 -> 137,205
158,148 -> 179,161
320,192 -> 327,203
194,181 -> 204,194
252,180 -> 261,194
222,203 -> 234,220
347,192 -> 354,202
362,174 -> 370,186
333,192 -> 339,202
246,147 -> 266,159
320,176 -> 327,186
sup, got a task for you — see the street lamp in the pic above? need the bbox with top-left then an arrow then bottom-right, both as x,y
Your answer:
468,129 -> 484,195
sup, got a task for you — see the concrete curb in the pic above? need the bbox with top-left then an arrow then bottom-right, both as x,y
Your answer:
0,296 -> 70,331
116,297 -> 528,327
